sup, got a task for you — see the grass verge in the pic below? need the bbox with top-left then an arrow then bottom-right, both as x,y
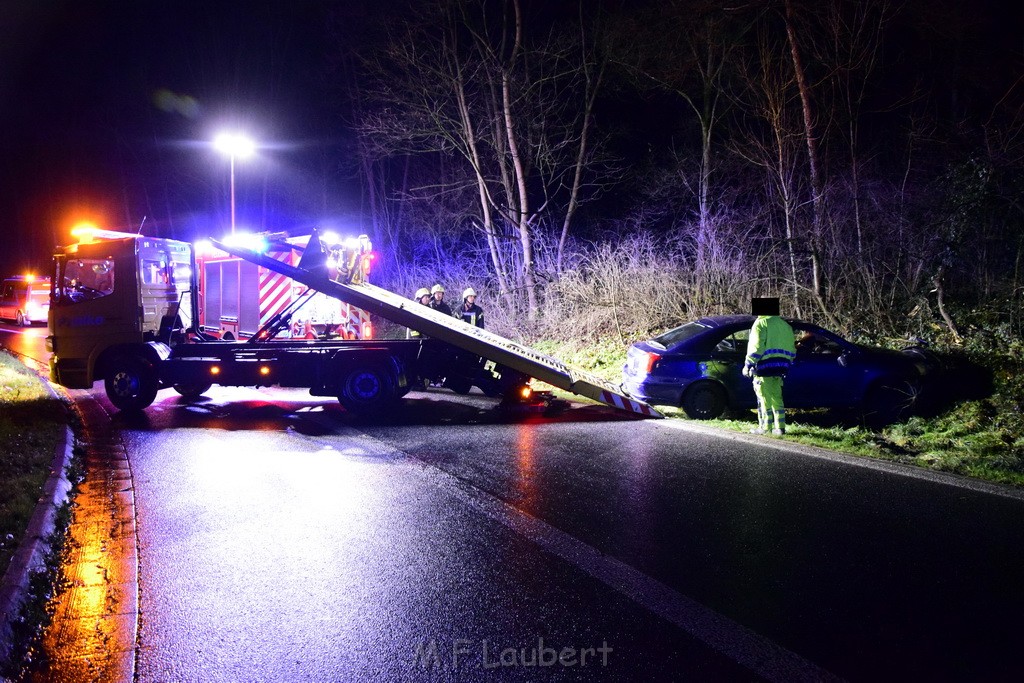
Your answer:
0,350 -> 68,575
0,349 -> 78,677
535,338 -> 1024,488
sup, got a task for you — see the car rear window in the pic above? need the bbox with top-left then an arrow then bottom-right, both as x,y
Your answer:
651,322 -> 709,349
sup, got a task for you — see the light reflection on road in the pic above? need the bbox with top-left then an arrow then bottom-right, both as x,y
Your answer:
0,323 -> 50,370
514,423 -> 537,510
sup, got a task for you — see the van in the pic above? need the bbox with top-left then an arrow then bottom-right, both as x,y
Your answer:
0,276 -> 51,326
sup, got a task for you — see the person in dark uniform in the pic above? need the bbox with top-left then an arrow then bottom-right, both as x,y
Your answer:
457,287 -> 484,328
429,284 -> 452,316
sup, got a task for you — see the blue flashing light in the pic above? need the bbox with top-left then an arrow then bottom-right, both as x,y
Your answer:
222,231 -> 269,254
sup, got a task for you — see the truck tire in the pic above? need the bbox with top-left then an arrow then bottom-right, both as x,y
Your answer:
173,381 -> 213,399
105,356 -> 159,411
445,376 -> 473,395
338,364 -> 397,414
16,310 -> 26,326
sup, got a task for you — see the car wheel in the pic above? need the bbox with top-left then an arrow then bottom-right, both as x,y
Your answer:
105,356 -> 159,411
16,311 -> 26,326
173,381 -> 213,399
338,364 -> 397,414
681,381 -> 727,420
863,379 -> 919,428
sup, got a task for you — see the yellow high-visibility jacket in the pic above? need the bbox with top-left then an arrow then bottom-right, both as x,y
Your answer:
744,316 -> 796,377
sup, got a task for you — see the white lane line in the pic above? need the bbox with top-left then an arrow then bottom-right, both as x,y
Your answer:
304,415 -> 841,683
412,460 -> 842,683
661,419 -> 1024,502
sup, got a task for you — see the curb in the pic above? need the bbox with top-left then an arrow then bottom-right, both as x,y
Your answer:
0,421 -> 75,666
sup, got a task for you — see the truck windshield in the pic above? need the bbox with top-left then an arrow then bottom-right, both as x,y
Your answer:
53,258 -> 115,305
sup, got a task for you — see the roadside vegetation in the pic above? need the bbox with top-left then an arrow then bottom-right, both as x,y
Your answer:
0,350 -> 67,575
332,0 -> 1021,489
534,331 -> 1024,489
0,349 -> 76,676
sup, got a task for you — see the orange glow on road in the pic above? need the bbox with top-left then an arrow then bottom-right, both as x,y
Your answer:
514,424 -> 537,510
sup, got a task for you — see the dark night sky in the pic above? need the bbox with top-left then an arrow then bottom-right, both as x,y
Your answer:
0,0 -> 353,276
0,0 -> 1020,279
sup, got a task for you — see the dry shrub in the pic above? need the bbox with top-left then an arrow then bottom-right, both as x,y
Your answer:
373,219 -> 795,346
533,222 -> 774,344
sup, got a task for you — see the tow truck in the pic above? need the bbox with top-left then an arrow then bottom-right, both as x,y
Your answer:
46,227 -> 660,418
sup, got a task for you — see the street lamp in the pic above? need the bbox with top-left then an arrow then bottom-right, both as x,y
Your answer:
213,132 -> 255,233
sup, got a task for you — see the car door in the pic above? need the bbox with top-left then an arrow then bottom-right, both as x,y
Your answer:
706,326 -> 757,407
784,324 -> 861,408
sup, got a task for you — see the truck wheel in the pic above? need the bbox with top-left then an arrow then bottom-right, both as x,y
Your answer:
173,381 -> 212,399
16,311 -> 26,326
445,376 -> 473,395
338,364 -> 396,414
681,381 -> 727,420
105,356 -> 159,411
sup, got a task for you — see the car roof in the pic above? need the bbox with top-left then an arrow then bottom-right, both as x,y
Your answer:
695,314 -> 816,329
694,314 -> 756,328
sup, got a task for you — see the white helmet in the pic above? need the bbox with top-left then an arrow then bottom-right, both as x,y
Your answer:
431,284 -> 445,294
414,287 -> 430,299
462,287 -> 476,300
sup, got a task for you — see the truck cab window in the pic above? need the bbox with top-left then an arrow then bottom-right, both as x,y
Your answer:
55,259 -> 116,304
170,261 -> 192,286
142,259 -> 170,285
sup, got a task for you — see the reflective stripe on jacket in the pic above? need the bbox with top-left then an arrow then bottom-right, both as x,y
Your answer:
458,303 -> 485,329
745,316 -> 796,376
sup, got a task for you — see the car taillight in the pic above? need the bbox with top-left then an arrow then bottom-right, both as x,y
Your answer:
643,352 -> 661,373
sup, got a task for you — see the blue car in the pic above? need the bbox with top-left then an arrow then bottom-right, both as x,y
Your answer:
622,315 -> 937,422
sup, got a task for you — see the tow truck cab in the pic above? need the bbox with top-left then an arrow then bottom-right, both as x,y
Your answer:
47,230 -> 192,389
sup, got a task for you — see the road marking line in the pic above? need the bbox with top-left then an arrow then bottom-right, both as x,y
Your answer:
415,456 -> 840,682
660,419 -> 1024,502
304,415 -> 841,683
420,465 -> 839,682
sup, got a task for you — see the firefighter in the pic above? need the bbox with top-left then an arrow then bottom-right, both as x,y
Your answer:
429,284 -> 452,316
407,287 -> 432,338
742,297 -> 796,435
457,287 -> 485,328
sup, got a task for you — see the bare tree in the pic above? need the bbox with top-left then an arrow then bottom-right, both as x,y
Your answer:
731,24 -> 815,320
611,0 -> 743,236
350,0 -> 615,319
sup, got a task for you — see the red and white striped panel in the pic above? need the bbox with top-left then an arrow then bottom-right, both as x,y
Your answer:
599,390 -> 662,418
259,249 -> 295,328
332,303 -> 372,339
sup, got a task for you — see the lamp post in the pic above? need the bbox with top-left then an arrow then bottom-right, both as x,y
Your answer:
213,132 -> 255,233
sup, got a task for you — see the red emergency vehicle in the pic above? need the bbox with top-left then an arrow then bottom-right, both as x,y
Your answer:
194,232 -> 372,340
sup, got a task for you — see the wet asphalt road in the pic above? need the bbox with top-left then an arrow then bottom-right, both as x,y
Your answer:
3,324 -> 1023,681
104,385 -> 1024,682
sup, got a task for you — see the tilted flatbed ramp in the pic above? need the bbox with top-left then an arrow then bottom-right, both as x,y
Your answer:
212,238 -> 661,418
